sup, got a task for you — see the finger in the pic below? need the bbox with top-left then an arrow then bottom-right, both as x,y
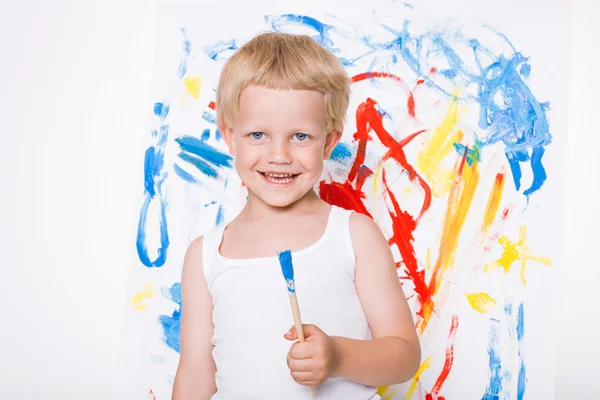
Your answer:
287,357 -> 314,372
290,370 -> 315,385
289,342 -> 313,360
284,326 -> 298,341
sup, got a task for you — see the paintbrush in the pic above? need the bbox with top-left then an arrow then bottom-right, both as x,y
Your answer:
277,250 -> 315,397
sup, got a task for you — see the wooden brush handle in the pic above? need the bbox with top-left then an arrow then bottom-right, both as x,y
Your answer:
289,293 -> 315,397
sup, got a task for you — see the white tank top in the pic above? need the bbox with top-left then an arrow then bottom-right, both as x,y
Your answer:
202,205 -> 380,400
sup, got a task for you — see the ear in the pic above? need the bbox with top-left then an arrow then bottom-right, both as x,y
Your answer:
323,129 -> 343,160
219,123 -> 236,156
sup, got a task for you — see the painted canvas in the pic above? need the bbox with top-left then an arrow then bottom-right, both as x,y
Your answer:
123,0 -> 570,398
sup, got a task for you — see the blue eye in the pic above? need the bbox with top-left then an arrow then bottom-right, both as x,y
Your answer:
294,133 -> 308,141
250,132 -> 264,140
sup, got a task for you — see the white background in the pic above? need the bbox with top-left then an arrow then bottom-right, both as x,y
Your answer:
0,0 -> 597,399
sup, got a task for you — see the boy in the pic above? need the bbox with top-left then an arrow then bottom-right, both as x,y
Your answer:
173,32 -> 420,399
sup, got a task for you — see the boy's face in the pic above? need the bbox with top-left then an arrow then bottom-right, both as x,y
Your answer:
222,85 -> 341,208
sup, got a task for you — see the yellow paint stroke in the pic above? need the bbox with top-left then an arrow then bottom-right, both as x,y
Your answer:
372,163 -> 383,201
479,171 -> 505,244
416,93 -> 464,197
484,225 -> 552,285
426,248 -> 431,270
133,283 -> 156,311
403,356 -> 433,400
376,385 -> 395,400
184,76 -> 202,99
466,292 -> 497,313
419,154 -> 480,334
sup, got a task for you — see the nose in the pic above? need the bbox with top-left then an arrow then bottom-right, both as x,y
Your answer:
266,138 -> 292,164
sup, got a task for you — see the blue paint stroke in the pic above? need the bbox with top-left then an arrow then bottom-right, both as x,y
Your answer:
154,102 -> 170,119
277,250 -> 296,294
204,39 -> 237,60
266,14 -> 335,50
201,128 -> 210,141
177,152 -> 218,178
173,163 -> 200,184
175,136 -> 233,181
136,102 -> 171,268
158,282 -> 181,353
202,111 -> 216,125
384,21 -> 551,198
404,3 -> 415,10
517,303 -> 527,400
482,318 -> 502,400
330,142 -> 353,163
216,204 -> 224,226
178,29 -> 191,79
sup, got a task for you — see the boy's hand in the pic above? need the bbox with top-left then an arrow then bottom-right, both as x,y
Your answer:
284,324 -> 340,386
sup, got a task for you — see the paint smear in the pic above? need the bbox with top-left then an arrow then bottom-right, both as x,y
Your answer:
479,172 -> 505,243
184,76 -> 202,99
158,283 -> 181,353
426,315 -> 459,400
403,356 -> 433,400
133,283 -> 156,311
417,95 -> 464,198
418,146 -> 480,334
175,136 -> 233,179
517,303 -> 527,400
483,225 -> 551,285
148,389 -> 156,400
136,103 -> 170,268
483,318 -> 502,400
466,292 -> 497,314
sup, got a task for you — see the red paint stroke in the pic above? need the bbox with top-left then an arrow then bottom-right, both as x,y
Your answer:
319,180 -> 372,218
407,92 -> 416,119
350,72 -> 418,121
148,389 -> 157,400
355,98 -> 431,221
425,315 -> 459,400
381,170 -> 431,314
208,101 -> 216,110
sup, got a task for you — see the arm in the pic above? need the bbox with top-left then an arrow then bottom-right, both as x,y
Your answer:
332,213 -> 421,386
172,236 -> 217,400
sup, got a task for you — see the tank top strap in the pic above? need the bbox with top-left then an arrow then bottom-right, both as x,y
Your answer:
329,205 -> 356,263
201,226 -> 225,284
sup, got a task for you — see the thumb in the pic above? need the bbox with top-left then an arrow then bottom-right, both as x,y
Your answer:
301,324 -> 323,340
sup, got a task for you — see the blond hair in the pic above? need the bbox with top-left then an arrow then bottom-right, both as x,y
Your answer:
216,32 -> 350,133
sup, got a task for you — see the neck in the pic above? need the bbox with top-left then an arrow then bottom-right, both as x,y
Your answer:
240,189 -> 326,220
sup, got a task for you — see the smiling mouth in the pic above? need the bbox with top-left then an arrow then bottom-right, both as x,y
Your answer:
259,172 -> 299,185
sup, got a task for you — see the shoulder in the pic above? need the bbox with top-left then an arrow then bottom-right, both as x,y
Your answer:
181,235 -> 207,285
349,212 -> 387,245
348,212 -> 393,266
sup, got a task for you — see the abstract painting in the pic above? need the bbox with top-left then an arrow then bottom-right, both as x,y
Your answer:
123,0 -> 570,398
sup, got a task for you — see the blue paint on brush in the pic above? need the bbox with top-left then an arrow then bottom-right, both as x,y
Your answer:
277,250 -> 295,294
